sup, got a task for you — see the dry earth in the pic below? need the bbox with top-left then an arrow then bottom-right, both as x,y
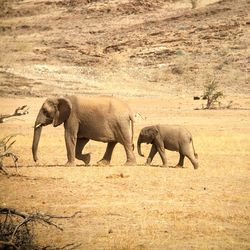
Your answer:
0,0 -> 250,249
0,96 -> 250,249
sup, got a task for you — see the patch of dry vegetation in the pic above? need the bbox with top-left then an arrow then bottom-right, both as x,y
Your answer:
0,207 -> 81,249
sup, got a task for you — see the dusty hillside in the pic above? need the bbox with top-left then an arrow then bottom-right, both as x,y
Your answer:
0,0 -> 249,97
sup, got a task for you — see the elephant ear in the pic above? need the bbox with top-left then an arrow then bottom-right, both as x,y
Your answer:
53,98 -> 72,127
146,127 -> 158,142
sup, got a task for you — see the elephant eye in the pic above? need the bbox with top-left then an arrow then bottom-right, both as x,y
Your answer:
43,109 -> 49,116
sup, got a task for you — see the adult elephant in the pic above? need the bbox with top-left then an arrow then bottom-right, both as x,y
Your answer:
32,95 -> 137,166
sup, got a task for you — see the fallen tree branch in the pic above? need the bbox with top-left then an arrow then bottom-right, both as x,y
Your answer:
0,105 -> 29,123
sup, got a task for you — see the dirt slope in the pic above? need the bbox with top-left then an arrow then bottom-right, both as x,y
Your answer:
0,0 -> 249,97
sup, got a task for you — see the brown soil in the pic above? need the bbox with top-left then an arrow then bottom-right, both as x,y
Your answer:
0,0 -> 249,249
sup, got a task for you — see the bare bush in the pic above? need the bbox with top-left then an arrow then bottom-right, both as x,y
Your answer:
0,135 -> 19,175
203,79 -> 224,109
0,105 -> 29,175
0,207 -> 81,249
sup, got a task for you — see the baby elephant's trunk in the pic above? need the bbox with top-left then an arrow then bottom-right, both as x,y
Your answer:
137,136 -> 144,157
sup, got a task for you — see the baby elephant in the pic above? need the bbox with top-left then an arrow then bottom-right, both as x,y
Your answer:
137,125 -> 199,169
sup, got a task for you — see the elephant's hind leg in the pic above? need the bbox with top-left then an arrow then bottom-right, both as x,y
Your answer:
123,142 -> 137,165
183,149 -> 199,169
175,153 -> 185,168
97,142 -> 117,165
76,138 -> 90,165
187,154 -> 199,169
181,144 -> 199,169
115,123 -> 136,166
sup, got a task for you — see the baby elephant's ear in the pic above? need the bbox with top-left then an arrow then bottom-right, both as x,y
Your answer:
147,127 -> 158,140
53,98 -> 72,127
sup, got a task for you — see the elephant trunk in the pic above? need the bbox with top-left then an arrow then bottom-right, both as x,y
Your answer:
32,126 -> 42,162
32,110 -> 45,162
137,137 -> 144,157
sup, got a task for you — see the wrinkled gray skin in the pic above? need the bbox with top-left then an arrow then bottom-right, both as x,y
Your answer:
32,95 -> 136,167
137,125 -> 199,169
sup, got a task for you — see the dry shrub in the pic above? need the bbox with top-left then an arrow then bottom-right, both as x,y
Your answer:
0,208 -> 81,249
203,79 -> 224,109
0,135 -> 19,176
0,215 -> 39,249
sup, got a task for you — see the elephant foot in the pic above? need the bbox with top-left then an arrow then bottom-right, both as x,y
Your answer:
82,153 -> 91,165
193,164 -> 199,170
97,159 -> 110,166
175,164 -> 184,168
124,160 -> 137,166
65,161 -> 76,167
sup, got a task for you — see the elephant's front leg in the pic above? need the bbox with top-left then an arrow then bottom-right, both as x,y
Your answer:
64,129 -> 77,167
146,144 -> 157,166
157,146 -> 168,167
155,143 -> 168,167
97,142 -> 117,165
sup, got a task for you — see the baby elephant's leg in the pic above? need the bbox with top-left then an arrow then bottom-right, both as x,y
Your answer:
156,145 -> 168,167
146,144 -> 157,165
182,144 -> 199,169
175,153 -> 185,168
186,154 -> 199,169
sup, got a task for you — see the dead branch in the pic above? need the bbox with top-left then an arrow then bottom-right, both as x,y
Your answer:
0,135 -> 19,175
0,207 -> 81,249
43,242 -> 82,250
0,240 -> 18,249
0,105 -> 29,123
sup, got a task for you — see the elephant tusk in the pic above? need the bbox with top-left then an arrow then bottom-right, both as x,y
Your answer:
35,123 -> 42,129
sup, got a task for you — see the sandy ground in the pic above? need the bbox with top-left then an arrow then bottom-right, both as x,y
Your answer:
1,96 -> 250,249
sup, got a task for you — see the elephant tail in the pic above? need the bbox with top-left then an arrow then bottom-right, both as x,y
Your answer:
129,115 -> 135,151
191,138 -> 198,159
